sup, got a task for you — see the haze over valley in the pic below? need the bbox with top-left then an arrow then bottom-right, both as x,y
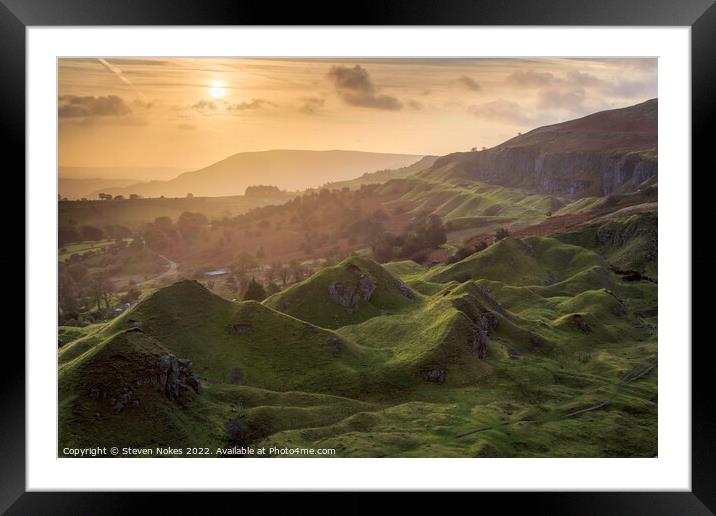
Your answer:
58,58 -> 658,458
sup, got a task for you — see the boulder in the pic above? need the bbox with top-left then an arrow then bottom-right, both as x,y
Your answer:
423,368 -> 446,384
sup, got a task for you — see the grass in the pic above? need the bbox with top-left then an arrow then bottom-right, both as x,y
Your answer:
59,224 -> 657,457
59,238 -> 132,262
263,255 -> 420,330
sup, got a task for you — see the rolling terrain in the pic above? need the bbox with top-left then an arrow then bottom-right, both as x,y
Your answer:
59,213 -> 657,457
420,99 -> 657,197
58,100 -> 658,457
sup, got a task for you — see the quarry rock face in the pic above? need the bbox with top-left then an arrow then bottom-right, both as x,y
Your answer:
328,273 -> 376,307
472,311 -> 498,359
451,148 -> 657,197
159,354 -> 181,400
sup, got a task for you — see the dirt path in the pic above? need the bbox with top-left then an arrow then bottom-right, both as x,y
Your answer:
156,254 -> 177,279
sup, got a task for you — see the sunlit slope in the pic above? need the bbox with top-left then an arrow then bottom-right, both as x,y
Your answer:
59,227 -> 657,457
423,236 -> 605,285
264,255 -> 420,330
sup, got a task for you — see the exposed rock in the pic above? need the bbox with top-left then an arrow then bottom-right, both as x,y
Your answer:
529,334 -> 547,350
620,270 -> 644,282
472,311 -> 498,359
358,274 -> 376,300
571,314 -> 592,333
158,354 -> 201,399
328,273 -> 376,308
159,354 -> 181,400
395,280 -> 415,299
328,337 -> 341,357
423,368 -> 446,384
229,368 -> 244,384
224,419 -> 250,443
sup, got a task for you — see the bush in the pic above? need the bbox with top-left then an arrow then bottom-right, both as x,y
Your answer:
495,227 -> 510,242
243,279 -> 267,302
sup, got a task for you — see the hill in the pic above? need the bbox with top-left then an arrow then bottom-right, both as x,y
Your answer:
97,150 -> 423,198
323,155 -> 439,191
263,255 -> 419,330
59,230 -> 657,457
58,192 -> 294,229
59,178 -> 137,200
420,99 -> 657,198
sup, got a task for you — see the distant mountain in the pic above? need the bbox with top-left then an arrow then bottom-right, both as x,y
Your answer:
60,165 -> 183,181
421,99 -> 658,198
97,150 -> 423,199
322,155 -> 439,191
59,178 -> 137,200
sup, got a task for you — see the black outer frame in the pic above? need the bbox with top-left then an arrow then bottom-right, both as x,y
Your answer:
4,0 -> 712,512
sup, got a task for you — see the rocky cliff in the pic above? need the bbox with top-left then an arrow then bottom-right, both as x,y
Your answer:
424,99 -> 658,198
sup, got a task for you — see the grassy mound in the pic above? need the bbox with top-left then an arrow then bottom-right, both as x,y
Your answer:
59,329 -> 218,453
264,255 -> 419,329
424,236 -> 605,286
557,212 -> 657,278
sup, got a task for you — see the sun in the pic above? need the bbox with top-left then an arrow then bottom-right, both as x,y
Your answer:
209,81 -> 226,99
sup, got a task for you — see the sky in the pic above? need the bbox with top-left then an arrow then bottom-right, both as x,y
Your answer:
58,57 -> 657,178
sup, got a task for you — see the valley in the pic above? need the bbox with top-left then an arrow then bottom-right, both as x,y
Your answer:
58,99 -> 658,458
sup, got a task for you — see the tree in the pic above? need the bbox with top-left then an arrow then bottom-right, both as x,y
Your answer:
129,193 -> 142,199
424,214 -> 447,248
231,252 -> 258,276
89,271 -> 114,311
59,225 -> 80,246
186,192 -> 194,198
225,274 -> 238,294
177,211 -> 208,240
495,227 -> 510,242
372,232 -> 398,263
243,278 -> 267,302
80,225 -> 104,242
120,287 -> 141,304
277,264 -> 290,286
265,281 -> 281,295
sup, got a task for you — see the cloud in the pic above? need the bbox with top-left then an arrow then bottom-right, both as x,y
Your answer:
537,86 -> 586,111
606,79 -> 657,98
299,96 -> 325,114
454,75 -> 481,91
191,99 -> 219,112
326,65 -> 403,110
58,95 -> 132,118
506,70 -> 557,88
565,70 -> 603,88
406,100 -> 424,110
471,99 -> 533,125
177,123 -> 196,131
228,98 -> 276,112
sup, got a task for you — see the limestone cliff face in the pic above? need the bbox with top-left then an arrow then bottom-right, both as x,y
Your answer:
445,147 -> 657,197
426,99 -> 658,198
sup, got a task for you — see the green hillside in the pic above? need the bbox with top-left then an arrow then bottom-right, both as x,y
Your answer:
57,101 -> 659,458
264,255 -> 419,330
60,225 -> 657,457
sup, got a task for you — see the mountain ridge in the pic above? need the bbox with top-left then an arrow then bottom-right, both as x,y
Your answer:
421,99 -> 658,198
95,150 -> 424,199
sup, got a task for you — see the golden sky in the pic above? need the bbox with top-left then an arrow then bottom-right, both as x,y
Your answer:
58,57 -> 657,177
